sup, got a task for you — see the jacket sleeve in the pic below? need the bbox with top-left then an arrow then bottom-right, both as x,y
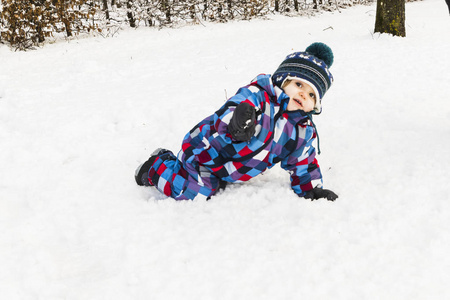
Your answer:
212,84 -> 265,139
280,124 -> 323,197
181,83 -> 267,169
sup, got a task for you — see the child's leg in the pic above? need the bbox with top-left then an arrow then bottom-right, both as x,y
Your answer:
148,150 -> 220,200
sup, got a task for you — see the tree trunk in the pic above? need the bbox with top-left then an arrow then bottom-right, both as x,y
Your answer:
126,0 -> 136,27
102,0 -> 110,20
164,0 -> 171,23
36,24 -> 45,43
63,18 -> 72,37
227,0 -> 233,19
374,0 -> 406,37
313,0 -> 321,10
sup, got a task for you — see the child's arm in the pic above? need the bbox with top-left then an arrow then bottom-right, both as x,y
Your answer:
281,130 -> 338,201
213,84 -> 264,141
280,126 -> 324,197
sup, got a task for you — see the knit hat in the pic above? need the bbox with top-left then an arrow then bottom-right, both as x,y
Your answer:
272,42 -> 334,114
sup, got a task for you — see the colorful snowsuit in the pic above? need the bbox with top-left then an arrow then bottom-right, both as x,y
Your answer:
148,74 -> 323,200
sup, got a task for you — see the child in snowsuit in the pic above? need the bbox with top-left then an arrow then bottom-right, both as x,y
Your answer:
135,42 -> 338,201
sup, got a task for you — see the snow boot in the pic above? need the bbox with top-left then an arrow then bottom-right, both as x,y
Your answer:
135,148 -> 171,186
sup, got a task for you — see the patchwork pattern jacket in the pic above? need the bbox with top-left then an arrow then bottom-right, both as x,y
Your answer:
175,73 -> 323,198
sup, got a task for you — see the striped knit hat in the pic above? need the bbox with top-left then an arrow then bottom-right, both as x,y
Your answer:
272,42 -> 334,114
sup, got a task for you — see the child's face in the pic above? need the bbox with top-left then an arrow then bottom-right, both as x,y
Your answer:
283,79 -> 317,113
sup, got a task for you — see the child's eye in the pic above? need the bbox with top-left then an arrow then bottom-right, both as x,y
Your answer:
296,82 -> 302,87
309,93 -> 316,99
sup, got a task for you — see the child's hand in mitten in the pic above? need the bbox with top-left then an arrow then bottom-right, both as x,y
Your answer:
228,102 -> 256,142
304,187 -> 338,201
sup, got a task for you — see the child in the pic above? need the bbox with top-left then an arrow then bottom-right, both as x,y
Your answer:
135,42 -> 338,201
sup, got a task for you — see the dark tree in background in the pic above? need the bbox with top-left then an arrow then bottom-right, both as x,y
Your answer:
374,0 -> 406,37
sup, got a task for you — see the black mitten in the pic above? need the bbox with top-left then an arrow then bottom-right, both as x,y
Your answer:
304,187 -> 338,201
228,102 -> 256,142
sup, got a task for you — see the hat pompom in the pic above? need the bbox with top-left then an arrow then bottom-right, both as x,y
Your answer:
306,42 -> 334,67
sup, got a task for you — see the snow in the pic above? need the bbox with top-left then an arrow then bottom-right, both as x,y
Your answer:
1,0 -> 450,298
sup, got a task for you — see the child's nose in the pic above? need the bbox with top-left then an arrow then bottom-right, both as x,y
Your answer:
299,90 -> 306,98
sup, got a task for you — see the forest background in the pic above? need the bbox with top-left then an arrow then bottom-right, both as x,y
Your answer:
0,0 -> 420,50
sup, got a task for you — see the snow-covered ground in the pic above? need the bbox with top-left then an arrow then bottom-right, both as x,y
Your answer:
1,0 -> 450,299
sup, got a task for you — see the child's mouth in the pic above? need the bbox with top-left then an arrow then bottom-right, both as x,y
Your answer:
294,99 -> 302,106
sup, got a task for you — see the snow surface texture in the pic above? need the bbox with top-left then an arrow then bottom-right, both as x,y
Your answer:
1,1 -> 449,299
